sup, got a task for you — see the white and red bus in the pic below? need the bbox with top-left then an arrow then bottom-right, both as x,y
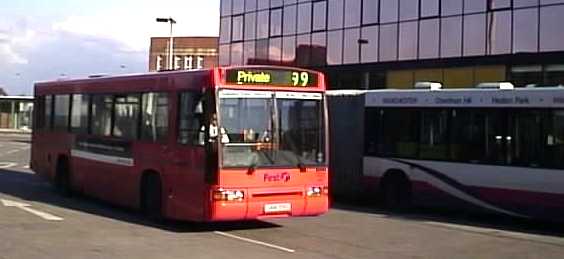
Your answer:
330,84 -> 564,221
32,66 -> 329,221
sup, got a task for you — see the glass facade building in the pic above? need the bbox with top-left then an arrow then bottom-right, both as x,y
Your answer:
219,0 -> 564,89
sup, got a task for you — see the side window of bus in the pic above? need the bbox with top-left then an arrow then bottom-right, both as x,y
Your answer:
113,94 -> 140,140
178,91 -> 203,145
91,95 -> 113,137
419,109 -> 449,160
53,95 -> 70,131
544,110 -> 564,169
70,94 -> 90,133
381,109 -> 419,158
45,95 -> 53,130
34,96 -> 46,130
140,92 -> 169,142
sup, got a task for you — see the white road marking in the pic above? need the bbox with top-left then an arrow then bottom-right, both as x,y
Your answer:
214,231 -> 295,253
1,199 -> 63,221
0,162 -> 17,168
5,150 -> 18,154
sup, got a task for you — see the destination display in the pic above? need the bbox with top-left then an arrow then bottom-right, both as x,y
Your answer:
225,68 -> 318,87
365,88 -> 564,108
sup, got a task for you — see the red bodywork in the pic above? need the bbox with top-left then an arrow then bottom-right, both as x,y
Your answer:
31,66 -> 329,221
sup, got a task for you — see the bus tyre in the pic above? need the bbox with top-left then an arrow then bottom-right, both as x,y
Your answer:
55,158 -> 72,197
381,173 -> 412,212
143,174 -> 163,222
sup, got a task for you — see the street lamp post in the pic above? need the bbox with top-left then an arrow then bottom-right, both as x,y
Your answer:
156,17 -> 177,70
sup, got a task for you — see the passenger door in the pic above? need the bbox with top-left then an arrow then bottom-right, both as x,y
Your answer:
163,91 -> 208,220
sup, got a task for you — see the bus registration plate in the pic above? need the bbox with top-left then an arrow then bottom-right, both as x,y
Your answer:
264,203 -> 291,213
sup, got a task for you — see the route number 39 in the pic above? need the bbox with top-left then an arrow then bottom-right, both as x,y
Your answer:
291,72 -> 309,87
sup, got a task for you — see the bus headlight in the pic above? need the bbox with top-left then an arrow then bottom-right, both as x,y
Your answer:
307,186 -> 328,197
213,189 -> 245,201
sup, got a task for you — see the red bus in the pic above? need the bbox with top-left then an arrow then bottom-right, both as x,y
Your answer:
31,66 -> 329,221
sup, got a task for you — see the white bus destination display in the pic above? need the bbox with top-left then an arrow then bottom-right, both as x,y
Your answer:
365,88 -> 564,108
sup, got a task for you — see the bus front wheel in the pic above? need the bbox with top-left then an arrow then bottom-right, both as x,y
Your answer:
55,157 -> 72,197
142,173 -> 163,221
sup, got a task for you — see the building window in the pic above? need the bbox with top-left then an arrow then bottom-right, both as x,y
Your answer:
243,41 -> 256,64
311,32 -> 327,66
271,0 -> 283,8
113,95 -> 140,140
380,0 -> 399,23
258,0 -> 269,10
297,2 -> 312,34
257,10 -> 269,39
361,25 -> 379,63
245,0 -> 257,12
313,1 -> 327,31
464,0 -> 486,14
510,65 -> 543,87
463,14 -> 486,56
399,21 -> 418,60
296,34 -> 311,66
282,36 -> 296,64
232,15 -> 244,42
441,16 -> 462,58
233,0 -> 245,14
442,0 -> 463,16
219,44 -> 230,66
269,38 -> 282,62
256,39 -> 270,62
514,0 -> 538,8
327,30 -> 343,65
221,0 -> 232,17
513,8 -> 538,53
220,17 -> 231,44
545,65 -> 564,86
486,10 -> 512,55
283,5 -> 297,36
363,0 -> 379,24
400,0 -> 419,21
231,42 -> 244,65
344,0 -> 361,28
421,0 -> 439,17
419,18 -> 440,59
270,8 -> 283,37
379,23 -> 398,61
328,0 -> 344,29
540,5 -> 564,52
343,28 -> 360,64
244,12 -> 257,40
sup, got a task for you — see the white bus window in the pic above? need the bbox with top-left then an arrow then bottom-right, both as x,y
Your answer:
113,95 -> 140,140
420,110 -> 449,160
141,93 -> 169,142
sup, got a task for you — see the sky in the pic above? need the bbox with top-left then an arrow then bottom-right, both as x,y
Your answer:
0,0 -> 220,95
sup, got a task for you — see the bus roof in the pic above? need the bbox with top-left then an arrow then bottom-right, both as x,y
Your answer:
359,86 -> 564,108
34,66 -> 326,95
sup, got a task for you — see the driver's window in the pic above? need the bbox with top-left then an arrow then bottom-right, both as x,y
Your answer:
178,91 -> 203,145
